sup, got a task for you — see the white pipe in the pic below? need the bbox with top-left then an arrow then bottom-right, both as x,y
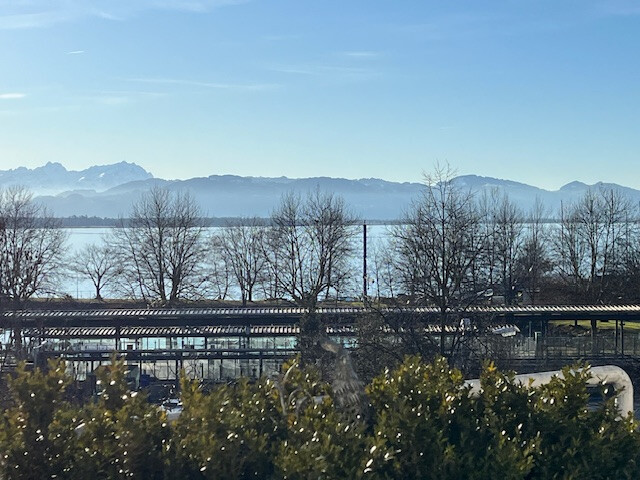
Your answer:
465,365 -> 634,418
166,411 -> 181,422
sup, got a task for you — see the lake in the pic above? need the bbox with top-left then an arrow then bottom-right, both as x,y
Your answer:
61,225 -> 392,299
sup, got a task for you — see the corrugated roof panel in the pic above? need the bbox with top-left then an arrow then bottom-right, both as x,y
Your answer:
8,304 -> 640,330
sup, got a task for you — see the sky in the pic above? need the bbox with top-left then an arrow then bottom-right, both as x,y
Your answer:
1,0 -> 639,190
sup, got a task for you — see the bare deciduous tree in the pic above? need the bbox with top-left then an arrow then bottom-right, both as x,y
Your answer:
613,199 -> 640,303
392,165 -> 485,356
369,237 -> 397,302
475,190 -> 525,304
266,189 -> 357,311
0,187 -> 67,352
206,248 -> 232,301
492,192 -> 525,304
476,189 -> 501,294
213,219 -> 267,306
516,197 -> 551,305
555,187 -> 629,304
265,189 -> 357,371
110,187 -> 205,305
69,243 -> 122,300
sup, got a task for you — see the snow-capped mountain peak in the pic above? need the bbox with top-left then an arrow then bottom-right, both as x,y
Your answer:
0,161 -> 153,195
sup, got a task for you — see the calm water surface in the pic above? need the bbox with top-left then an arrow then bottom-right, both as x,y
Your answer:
61,225 -> 390,299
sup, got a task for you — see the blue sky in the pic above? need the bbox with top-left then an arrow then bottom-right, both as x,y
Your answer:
1,0 -> 639,190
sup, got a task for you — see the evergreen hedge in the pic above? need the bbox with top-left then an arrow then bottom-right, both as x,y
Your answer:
1,356 -> 638,479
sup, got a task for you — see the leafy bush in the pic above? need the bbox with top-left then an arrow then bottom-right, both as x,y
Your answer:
1,356 -> 639,479
272,359 -> 366,479
169,376 -> 283,479
0,360 -> 76,479
71,358 -> 169,479
0,357 -> 169,480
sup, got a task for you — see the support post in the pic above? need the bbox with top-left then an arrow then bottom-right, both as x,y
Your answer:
115,325 -> 121,351
363,222 -> 368,305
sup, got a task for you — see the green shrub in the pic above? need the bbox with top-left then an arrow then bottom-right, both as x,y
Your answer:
1,356 -> 639,479
364,357 -> 532,479
525,366 -> 639,479
169,375 -> 284,479
272,359 -> 367,479
0,360 -> 79,479
71,357 -> 168,479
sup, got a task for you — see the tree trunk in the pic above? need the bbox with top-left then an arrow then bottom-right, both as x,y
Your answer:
440,310 -> 447,357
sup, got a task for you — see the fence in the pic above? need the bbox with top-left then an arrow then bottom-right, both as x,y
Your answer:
474,333 -> 640,362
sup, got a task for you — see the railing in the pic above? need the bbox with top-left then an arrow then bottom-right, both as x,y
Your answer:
471,333 -> 640,362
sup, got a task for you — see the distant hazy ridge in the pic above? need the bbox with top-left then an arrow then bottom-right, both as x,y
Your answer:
3,162 -> 640,220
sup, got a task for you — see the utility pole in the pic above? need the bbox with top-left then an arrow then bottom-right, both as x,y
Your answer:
363,222 -> 368,305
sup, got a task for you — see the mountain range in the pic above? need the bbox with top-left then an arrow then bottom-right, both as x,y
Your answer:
0,162 -> 152,195
2,162 -> 640,220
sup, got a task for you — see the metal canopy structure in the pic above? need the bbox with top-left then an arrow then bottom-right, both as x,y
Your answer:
22,323 -> 523,340
2,305 -> 637,383
3,304 -> 640,329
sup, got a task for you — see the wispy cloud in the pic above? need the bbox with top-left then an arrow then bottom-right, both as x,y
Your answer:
341,51 -> 380,58
0,11 -> 71,30
99,89 -> 165,97
125,77 -> 279,91
0,93 -> 26,99
95,96 -> 130,105
0,104 -> 80,116
67,50 -> 85,55
75,93 -> 131,106
268,63 -> 379,82
96,11 -> 124,21
0,0 -> 247,29
78,89 -> 167,106
263,33 -> 303,41
388,12 -> 511,41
